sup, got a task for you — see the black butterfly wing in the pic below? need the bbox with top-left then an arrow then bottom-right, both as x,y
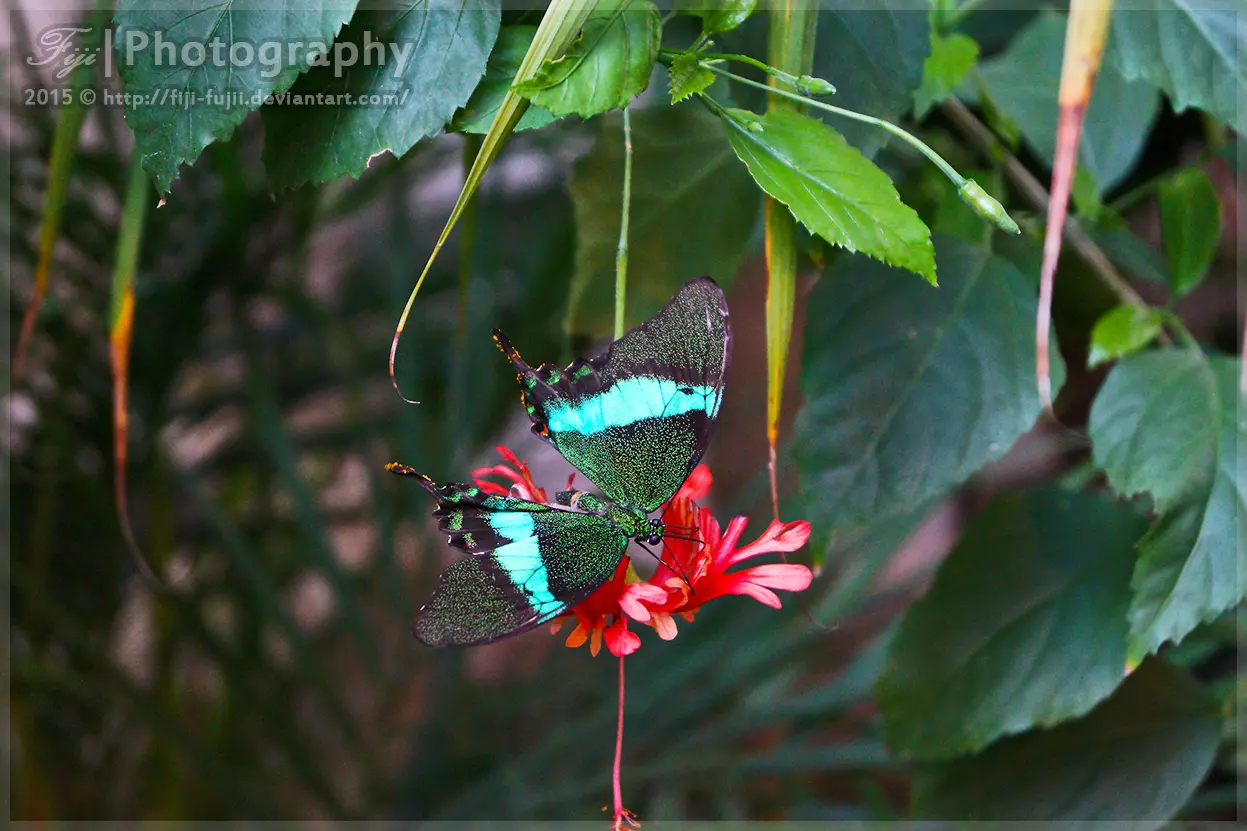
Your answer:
397,473 -> 628,647
495,277 -> 731,511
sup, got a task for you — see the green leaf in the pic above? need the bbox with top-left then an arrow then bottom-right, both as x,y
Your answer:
451,26 -> 558,134
794,236 -> 1060,532
263,0 -> 500,188
913,32 -> 979,119
565,104 -> 760,335
1089,351 -> 1247,658
667,54 -> 714,104
968,11 -> 1160,194
678,0 -> 756,35
811,0 -> 930,156
911,659 -> 1222,823
878,489 -> 1146,759
1159,166 -> 1222,296
1110,1 -> 1247,135
514,0 -> 661,119
1087,305 -> 1165,369
718,107 -> 935,284
114,0 -> 358,192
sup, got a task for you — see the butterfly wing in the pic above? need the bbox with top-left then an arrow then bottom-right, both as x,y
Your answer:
495,277 -> 731,511
406,476 -> 628,647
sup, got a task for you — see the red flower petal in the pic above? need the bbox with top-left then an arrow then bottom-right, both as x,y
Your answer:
605,618 -> 641,657
728,582 -> 783,608
717,519 -> 812,569
674,464 -> 713,502
650,610 -> 679,640
736,563 -> 814,592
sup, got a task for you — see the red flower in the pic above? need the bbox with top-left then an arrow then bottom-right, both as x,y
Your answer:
473,448 -> 813,658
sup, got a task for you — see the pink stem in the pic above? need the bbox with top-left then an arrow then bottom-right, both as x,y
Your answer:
612,653 -> 626,829
1037,112 -> 1080,412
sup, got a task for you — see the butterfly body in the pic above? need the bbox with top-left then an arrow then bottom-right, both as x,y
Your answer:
555,490 -> 661,544
394,277 -> 732,647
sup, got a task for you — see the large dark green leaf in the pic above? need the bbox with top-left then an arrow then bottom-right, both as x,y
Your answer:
794,236 -> 1060,533
514,0 -> 660,119
719,107 -> 935,284
1090,351 -> 1246,658
263,0 -> 499,187
812,0 -> 930,156
877,489 -> 1146,759
115,0 -> 358,192
451,25 -> 557,134
565,104 -> 760,335
911,659 -> 1221,824
1110,1 -> 1247,135
968,11 -> 1160,194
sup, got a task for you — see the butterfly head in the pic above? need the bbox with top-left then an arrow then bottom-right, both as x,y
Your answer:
643,517 -> 664,546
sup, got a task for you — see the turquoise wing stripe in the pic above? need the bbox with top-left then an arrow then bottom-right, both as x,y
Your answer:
486,512 -> 563,619
488,536 -> 561,619
544,377 -> 719,436
486,512 -> 537,542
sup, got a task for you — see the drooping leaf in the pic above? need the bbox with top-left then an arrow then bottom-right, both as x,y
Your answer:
877,489 -> 1146,759
968,11 -> 1160,194
1089,350 -> 1247,658
794,236 -> 1060,532
718,107 -> 936,284
761,0 -> 818,520
811,0 -> 930,156
110,151 -> 158,585
911,659 -> 1221,824
565,104 -> 760,335
451,25 -> 558,134
667,53 -> 714,104
1087,305 -> 1165,368
913,32 -> 979,118
514,0 -> 661,119
1159,166 -> 1222,296
115,0 -> 358,192
386,0 -> 594,400
1110,0 -> 1247,135
15,2 -> 109,378
263,0 -> 500,187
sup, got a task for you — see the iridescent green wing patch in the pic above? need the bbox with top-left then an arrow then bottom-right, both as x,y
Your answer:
396,471 -> 629,647
494,277 -> 732,511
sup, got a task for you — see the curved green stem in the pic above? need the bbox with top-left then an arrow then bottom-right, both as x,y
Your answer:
703,62 -> 964,185
662,48 -> 835,95
1159,308 -> 1200,350
615,107 -> 633,340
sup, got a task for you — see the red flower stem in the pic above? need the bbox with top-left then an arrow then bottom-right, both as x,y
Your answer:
612,653 -> 627,829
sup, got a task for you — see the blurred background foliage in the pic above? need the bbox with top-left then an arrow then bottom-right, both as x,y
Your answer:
8,0 -> 1244,822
